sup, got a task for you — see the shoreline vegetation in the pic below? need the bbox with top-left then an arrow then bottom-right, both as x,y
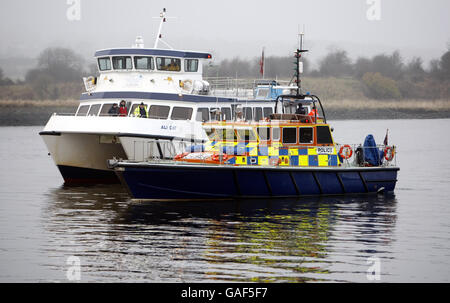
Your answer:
0,46 -> 449,125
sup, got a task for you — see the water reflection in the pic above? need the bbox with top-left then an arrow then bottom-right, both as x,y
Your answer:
42,185 -> 397,282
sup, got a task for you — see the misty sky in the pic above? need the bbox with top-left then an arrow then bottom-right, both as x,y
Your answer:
1,0 -> 449,69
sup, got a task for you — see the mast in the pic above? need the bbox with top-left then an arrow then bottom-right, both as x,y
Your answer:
295,32 -> 307,96
153,8 -> 175,49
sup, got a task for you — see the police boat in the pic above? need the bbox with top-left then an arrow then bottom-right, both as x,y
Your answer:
108,94 -> 400,201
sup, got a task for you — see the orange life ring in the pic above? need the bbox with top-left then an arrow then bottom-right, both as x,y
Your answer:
384,146 -> 395,161
339,145 -> 353,159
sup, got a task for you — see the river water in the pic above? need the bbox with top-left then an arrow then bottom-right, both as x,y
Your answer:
0,119 -> 449,282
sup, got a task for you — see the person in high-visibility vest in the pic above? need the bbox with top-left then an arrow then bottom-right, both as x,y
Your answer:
134,102 -> 148,118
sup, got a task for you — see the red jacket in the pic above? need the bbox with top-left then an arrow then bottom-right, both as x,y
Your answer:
119,106 -> 128,117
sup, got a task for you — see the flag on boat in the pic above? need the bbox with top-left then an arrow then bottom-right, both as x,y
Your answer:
383,129 -> 389,146
259,47 -> 265,77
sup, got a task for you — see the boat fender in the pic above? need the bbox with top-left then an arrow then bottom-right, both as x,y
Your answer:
384,146 -> 395,161
339,145 -> 353,159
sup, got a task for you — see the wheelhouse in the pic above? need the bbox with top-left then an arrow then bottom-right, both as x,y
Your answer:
94,49 -> 212,74
203,121 -> 335,147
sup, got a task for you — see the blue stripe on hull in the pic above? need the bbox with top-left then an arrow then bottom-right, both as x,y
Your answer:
117,166 -> 398,200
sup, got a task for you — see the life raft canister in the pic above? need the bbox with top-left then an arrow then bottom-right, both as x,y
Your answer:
339,145 -> 353,159
174,152 -> 189,160
211,153 -> 228,162
384,146 -> 395,161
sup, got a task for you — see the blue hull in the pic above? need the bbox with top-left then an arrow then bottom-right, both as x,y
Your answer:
114,163 -> 399,200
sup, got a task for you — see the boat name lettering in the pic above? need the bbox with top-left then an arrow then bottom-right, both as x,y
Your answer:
161,125 -> 177,131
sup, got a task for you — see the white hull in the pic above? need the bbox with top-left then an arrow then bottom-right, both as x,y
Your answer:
40,114 -> 205,182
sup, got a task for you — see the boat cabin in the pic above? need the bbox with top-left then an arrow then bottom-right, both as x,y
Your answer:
84,46 -> 213,95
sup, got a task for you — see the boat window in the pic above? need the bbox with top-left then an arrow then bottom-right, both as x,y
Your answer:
134,56 -> 154,70
254,107 -> 263,121
256,88 -> 270,99
205,128 -> 217,141
283,127 -> 297,144
221,107 -> 232,120
148,105 -> 170,119
283,103 -> 296,114
98,57 -> 111,71
263,107 -> 273,118
196,108 -> 210,122
237,129 -> 256,142
257,127 -> 270,141
243,107 -> 253,121
316,126 -> 333,144
171,107 -> 193,120
185,59 -> 199,72
299,127 -> 314,144
88,104 -> 101,116
112,56 -> 133,70
156,57 -> 181,71
220,128 -> 237,142
130,103 -> 148,117
76,105 -> 90,116
99,103 -> 116,116
272,127 -> 280,141
210,108 -> 220,121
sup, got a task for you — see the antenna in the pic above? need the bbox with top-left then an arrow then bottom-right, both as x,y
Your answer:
294,28 -> 308,96
152,8 -> 177,49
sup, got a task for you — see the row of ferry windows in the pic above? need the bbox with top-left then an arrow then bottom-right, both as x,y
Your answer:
76,103 -> 193,120
209,126 -> 332,145
98,56 -> 199,72
196,107 -> 273,122
76,103 -> 274,122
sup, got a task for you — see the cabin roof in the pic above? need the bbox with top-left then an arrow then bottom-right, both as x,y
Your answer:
94,48 -> 212,59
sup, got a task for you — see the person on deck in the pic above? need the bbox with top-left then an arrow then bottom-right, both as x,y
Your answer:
108,103 -> 119,116
295,104 -> 306,115
134,102 -> 148,118
308,108 -> 318,122
119,100 -> 128,117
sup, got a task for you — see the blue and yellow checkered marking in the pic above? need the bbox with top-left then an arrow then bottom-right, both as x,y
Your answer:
209,142 -> 340,167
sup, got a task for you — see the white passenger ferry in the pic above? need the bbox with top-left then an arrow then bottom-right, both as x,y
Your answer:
39,9 -> 301,183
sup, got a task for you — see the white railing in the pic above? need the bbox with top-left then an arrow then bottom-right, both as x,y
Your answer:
129,139 -> 196,161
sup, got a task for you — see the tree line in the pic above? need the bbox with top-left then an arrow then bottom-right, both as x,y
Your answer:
205,48 -> 450,99
1,46 -> 449,100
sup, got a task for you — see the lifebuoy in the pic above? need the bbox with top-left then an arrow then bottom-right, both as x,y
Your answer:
339,145 -> 353,159
384,146 -> 395,161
